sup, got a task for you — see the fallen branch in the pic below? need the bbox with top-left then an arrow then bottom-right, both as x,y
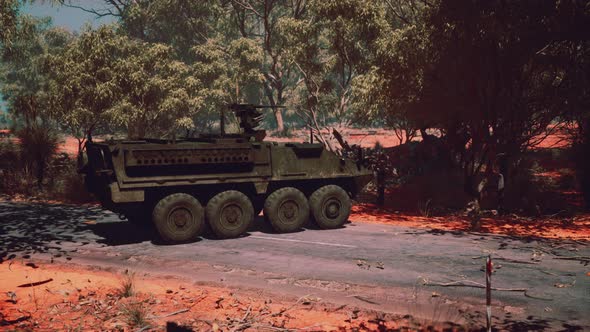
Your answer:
352,295 -> 379,304
328,304 -> 347,312
0,315 -> 31,326
239,306 -> 251,323
553,256 -> 590,261
423,280 -> 527,292
273,294 -> 313,316
17,278 -> 53,288
136,325 -> 151,332
153,308 -> 189,318
473,256 -> 538,265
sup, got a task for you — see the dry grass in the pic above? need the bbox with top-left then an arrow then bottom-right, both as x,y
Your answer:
118,271 -> 135,298
120,301 -> 151,329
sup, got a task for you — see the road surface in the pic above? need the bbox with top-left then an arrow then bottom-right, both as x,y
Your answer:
1,201 -> 588,330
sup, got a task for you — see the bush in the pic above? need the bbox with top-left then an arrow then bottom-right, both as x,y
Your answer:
16,125 -> 59,188
46,153 -> 94,203
0,139 -> 94,203
0,140 -> 36,196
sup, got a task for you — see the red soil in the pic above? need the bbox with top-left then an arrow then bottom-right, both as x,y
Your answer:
57,136 -> 81,155
349,203 -> 590,241
0,262 -> 419,331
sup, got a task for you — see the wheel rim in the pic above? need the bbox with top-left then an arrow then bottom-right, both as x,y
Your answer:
278,199 -> 299,224
219,202 -> 244,231
167,206 -> 193,233
323,197 -> 342,220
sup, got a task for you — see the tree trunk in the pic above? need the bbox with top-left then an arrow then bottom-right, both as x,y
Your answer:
274,109 -> 284,132
76,138 -> 85,169
376,170 -> 385,206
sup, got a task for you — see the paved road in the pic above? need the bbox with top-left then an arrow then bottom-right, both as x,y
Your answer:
1,202 -> 588,330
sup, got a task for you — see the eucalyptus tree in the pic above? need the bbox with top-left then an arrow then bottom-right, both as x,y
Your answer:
0,11 -> 73,187
356,0 -> 590,196
0,0 -> 20,46
1,14 -> 71,128
227,0 -> 311,131
47,25 -> 203,159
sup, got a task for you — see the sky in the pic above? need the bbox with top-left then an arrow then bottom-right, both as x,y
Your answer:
23,1 -> 116,31
1,2 -> 115,114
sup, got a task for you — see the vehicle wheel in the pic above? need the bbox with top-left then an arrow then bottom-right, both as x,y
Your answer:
206,190 -> 254,239
309,185 -> 351,229
152,193 -> 204,243
264,187 -> 309,233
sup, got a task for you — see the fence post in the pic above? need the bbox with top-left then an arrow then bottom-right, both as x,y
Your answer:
486,255 -> 492,332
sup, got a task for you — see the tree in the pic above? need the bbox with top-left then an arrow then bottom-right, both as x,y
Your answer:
271,0 -> 390,149
0,0 -> 20,46
47,25 -> 204,158
0,13 -> 70,188
191,36 -> 264,132
228,0 -> 312,131
357,0 -> 590,197
58,0 -> 220,60
1,15 -> 70,128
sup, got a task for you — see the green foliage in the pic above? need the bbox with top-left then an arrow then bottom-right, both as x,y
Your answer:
118,0 -> 221,62
16,124 -> 59,188
0,0 -> 20,46
192,36 -> 264,121
1,14 -> 71,129
0,112 -> 9,128
355,0 -> 590,196
47,25 -> 202,140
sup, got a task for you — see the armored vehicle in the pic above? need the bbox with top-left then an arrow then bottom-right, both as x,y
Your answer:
81,104 -> 373,243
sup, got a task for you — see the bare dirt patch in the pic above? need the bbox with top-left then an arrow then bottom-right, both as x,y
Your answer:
1,261 -> 438,331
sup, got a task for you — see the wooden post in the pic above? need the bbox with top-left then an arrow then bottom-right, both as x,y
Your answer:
486,255 -> 492,332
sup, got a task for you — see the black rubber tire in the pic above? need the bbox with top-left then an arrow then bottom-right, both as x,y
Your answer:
309,185 -> 351,229
206,190 -> 254,239
152,193 -> 204,243
264,187 -> 309,233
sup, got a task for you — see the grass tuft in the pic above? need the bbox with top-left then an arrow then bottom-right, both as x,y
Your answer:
121,301 -> 150,328
118,271 -> 135,298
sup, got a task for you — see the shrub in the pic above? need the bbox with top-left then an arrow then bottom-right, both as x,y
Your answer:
16,125 -> 59,189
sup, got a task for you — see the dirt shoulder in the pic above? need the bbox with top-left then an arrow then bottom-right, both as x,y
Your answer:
0,261 -> 429,331
350,203 -> 590,241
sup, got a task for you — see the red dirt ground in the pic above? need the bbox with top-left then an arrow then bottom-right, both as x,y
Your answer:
349,203 -> 590,241
0,262 -> 429,331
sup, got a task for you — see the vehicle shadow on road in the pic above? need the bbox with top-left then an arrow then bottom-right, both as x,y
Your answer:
200,215 -> 342,240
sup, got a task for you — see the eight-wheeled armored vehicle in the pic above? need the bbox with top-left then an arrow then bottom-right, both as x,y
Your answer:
81,104 -> 373,243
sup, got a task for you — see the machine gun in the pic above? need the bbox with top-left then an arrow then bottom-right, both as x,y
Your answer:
221,104 -> 285,142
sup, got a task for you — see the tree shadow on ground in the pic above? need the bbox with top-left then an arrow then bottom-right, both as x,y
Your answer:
423,228 -> 586,249
0,202 -> 155,262
462,311 -> 587,331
